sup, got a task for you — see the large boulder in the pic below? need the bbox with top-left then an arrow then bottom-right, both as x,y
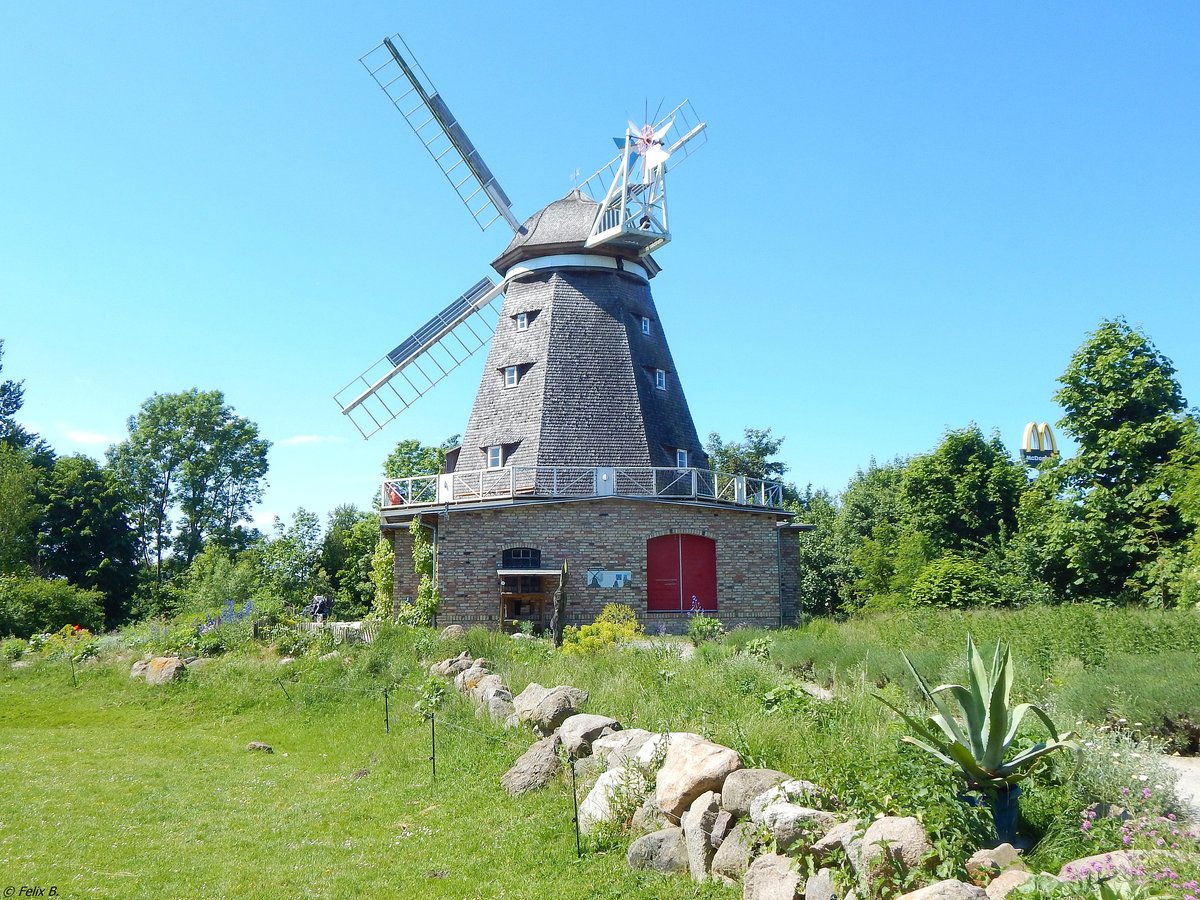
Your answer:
627,827 -> 689,874
630,794 -> 666,835
965,844 -> 1025,884
749,800 -> 838,856
810,818 -> 861,863
1058,850 -> 1149,880
439,624 -> 466,639
500,734 -> 561,796
743,853 -> 801,900
468,673 -> 505,704
429,650 -> 472,677
454,663 -> 490,693
638,732 -> 741,821
578,766 -> 647,834
805,867 -> 838,900
130,660 -> 149,679
682,790 -> 721,882
594,728 -> 656,770
145,657 -> 186,685
513,683 -> 589,736
985,870 -> 1032,900
896,880 -> 987,900
748,780 -> 826,818
861,816 -> 934,885
710,820 -> 758,884
721,768 -> 792,818
559,714 -> 621,758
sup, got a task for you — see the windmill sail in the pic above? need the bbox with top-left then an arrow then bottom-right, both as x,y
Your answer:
336,277 -> 505,438
361,36 -> 521,234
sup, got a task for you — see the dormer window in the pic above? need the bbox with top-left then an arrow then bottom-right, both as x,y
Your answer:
516,312 -> 528,331
641,316 -> 652,335
504,366 -> 519,388
655,369 -> 666,391
676,449 -> 689,468
487,445 -> 503,469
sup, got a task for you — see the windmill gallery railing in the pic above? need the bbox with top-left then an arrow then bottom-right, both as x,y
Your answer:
381,466 -> 785,510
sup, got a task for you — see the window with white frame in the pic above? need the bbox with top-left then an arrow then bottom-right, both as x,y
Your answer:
654,368 -> 666,390
487,445 -> 503,468
516,312 -> 528,331
504,366 -> 518,388
676,448 -> 689,468
641,316 -> 651,335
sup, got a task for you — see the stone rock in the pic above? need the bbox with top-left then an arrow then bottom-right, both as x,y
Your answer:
710,820 -> 757,883
1058,850 -> 1149,880
469,673 -> 505,704
439,624 -> 466,639
429,650 -> 471,677
711,809 -> 736,848
130,660 -> 149,679
454,664 -> 490,693
805,867 -> 838,900
11,659 -> 34,670
743,852 -> 801,900
631,794 -> 666,835
513,683 -> 589,736
861,816 -> 933,884
559,714 -> 621,758
578,766 -> 647,834
318,651 -> 340,662
510,632 -> 534,641
965,844 -> 1026,884
802,682 -> 834,701
896,879 -> 987,900
500,734 -> 561,796
594,729 -> 655,770
721,768 -> 793,818
750,800 -> 838,855
145,656 -> 187,685
810,819 -> 861,863
486,690 -> 515,723
278,656 -> 295,666
748,780 -> 826,819
186,657 -> 212,670
643,732 -> 741,821
985,870 -> 1032,900
246,741 -> 273,753
627,827 -> 689,874
682,790 -> 721,882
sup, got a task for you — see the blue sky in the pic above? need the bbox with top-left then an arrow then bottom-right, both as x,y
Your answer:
2,2 -> 1198,529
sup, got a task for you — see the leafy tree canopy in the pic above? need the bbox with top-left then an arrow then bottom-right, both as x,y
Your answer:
383,435 -> 459,481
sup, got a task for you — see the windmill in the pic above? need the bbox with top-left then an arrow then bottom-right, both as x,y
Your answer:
334,34 -> 708,444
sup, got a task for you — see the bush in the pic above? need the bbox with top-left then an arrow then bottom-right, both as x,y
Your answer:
562,605 -> 643,656
1,636 -> 26,660
909,554 -> 1002,609
686,613 -> 724,645
0,575 -> 105,638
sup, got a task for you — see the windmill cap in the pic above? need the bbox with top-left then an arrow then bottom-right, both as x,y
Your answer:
492,190 -> 658,276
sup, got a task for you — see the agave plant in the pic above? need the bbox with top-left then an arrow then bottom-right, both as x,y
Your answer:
879,635 -> 1080,795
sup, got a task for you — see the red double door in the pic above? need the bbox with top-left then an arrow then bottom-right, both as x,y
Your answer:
646,534 -> 717,612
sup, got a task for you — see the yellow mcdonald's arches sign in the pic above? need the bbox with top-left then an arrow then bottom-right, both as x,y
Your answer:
1020,421 -> 1058,463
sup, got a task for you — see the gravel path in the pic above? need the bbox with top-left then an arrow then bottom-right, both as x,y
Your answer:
1164,756 -> 1200,819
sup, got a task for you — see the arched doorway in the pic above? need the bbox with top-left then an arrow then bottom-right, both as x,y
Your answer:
646,534 -> 717,612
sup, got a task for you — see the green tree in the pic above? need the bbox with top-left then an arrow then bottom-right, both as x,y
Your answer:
0,444 -> 38,574
792,487 -> 857,617
320,505 -> 379,619
257,508 -> 326,608
107,390 -> 270,583
32,455 -> 139,626
383,435 -> 459,480
705,428 -> 788,480
1019,319 -> 1196,604
899,426 -> 1027,554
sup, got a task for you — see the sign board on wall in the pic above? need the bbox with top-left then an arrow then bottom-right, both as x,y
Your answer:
586,569 -> 632,588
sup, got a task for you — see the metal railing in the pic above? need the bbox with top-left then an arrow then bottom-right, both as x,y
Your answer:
381,466 -> 784,510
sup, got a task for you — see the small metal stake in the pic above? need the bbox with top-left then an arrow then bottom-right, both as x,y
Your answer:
383,688 -> 390,734
275,678 -> 291,702
68,654 -> 77,689
570,757 -> 581,858
430,713 -> 437,781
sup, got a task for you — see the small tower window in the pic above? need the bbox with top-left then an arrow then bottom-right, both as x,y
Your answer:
487,446 -> 503,469
676,448 -> 689,468
516,312 -> 528,331
641,316 -> 651,335
504,366 -> 519,388
655,369 -> 666,391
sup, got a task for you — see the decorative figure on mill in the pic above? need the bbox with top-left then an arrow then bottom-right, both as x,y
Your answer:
334,33 -> 801,633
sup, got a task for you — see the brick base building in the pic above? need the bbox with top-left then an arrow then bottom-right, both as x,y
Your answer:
387,495 -> 801,632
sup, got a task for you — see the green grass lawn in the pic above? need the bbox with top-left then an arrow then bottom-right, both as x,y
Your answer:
0,655 -> 731,899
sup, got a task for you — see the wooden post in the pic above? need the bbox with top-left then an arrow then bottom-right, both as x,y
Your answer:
550,561 -> 568,647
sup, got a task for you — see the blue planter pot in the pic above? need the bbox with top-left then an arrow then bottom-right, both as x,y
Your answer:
989,785 -> 1021,845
